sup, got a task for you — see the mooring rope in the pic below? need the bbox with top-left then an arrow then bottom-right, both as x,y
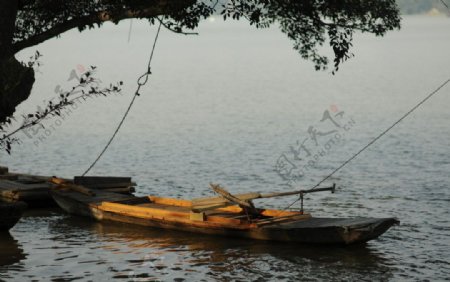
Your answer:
82,20 -> 163,176
283,78 -> 450,210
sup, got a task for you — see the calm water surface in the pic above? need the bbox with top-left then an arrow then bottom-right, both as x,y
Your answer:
1,16 -> 450,281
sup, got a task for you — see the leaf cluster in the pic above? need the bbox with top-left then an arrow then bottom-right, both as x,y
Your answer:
13,1 -> 400,72
221,0 -> 401,72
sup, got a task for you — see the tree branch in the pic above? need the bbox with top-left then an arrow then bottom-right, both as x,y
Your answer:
13,0 -> 196,53
156,17 -> 199,35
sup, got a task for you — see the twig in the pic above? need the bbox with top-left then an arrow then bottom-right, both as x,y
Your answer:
156,18 -> 199,35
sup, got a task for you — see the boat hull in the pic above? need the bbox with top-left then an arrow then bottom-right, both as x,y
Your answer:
51,190 -> 399,244
0,200 -> 27,231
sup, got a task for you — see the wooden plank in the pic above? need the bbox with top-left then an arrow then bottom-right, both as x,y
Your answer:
15,176 -> 46,184
0,180 -> 28,190
99,202 -> 189,219
192,192 -> 260,206
192,203 -> 232,212
97,201 -> 249,229
74,176 -> 132,186
194,184 -> 336,211
148,196 -> 192,207
192,192 -> 260,212
102,187 -> 135,194
210,184 -> 254,209
0,190 -> 18,200
83,182 -> 136,189
0,180 -> 52,191
260,209 -> 302,217
64,184 -> 96,196
9,173 -> 66,182
111,196 -> 151,205
189,211 -> 206,221
10,191 -> 50,201
0,174 -> 18,180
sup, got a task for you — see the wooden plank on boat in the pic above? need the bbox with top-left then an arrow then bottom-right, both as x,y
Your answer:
82,182 -> 137,189
191,192 -> 260,212
15,176 -> 46,184
210,184 -> 255,209
0,190 -> 18,200
0,180 -> 52,192
148,196 -> 192,207
95,199 -> 248,229
58,184 -> 96,196
195,183 -> 336,212
0,174 -> 19,181
8,173 -> 65,182
103,187 -> 135,194
0,179 -> 53,202
99,201 -> 189,219
74,176 -> 134,187
189,211 -> 206,221
193,192 -> 260,206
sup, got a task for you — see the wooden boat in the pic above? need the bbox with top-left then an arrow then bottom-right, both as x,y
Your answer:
50,179 -> 399,245
0,166 -> 136,207
0,199 -> 27,231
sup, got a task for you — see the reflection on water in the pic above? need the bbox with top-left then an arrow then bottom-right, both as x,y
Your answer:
0,232 -> 26,268
90,221 -> 395,281
3,210 -> 395,281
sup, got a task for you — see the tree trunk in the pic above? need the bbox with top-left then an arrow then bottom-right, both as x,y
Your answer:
0,0 -> 35,123
0,0 -> 17,59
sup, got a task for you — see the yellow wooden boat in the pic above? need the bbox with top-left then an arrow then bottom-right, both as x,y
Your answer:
49,179 -> 399,245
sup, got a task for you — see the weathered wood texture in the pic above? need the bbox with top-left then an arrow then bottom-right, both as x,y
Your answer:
51,188 -> 400,244
74,176 -> 134,187
0,200 -> 27,231
0,173 -> 136,206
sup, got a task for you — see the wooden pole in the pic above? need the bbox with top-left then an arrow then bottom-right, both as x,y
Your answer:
258,185 -> 335,199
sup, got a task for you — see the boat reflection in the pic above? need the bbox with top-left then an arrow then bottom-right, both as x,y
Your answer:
0,232 -> 26,267
51,214 -> 395,280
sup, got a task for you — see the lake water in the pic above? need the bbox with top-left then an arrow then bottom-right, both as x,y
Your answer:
1,16 -> 450,281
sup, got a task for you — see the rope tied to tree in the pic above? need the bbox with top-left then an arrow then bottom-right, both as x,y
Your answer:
82,20 -> 162,176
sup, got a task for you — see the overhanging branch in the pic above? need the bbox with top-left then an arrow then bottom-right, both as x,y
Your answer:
13,0 -> 196,53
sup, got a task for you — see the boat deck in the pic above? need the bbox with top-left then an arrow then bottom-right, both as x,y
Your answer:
0,177 -> 55,202
49,182 -> 400,244
136,202 -> 245,219
0,166 -> 136,207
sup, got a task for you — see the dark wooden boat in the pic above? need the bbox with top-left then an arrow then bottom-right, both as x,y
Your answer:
0,199 -> 27,231
50,179 -> 399,245
0,166 -> 136,207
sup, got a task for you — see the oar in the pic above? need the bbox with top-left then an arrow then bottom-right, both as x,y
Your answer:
258,184 -> 336,199
209,183 -> 335,202
209,183 -> 336,214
